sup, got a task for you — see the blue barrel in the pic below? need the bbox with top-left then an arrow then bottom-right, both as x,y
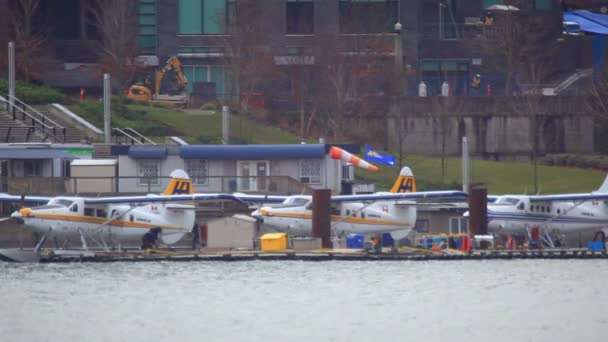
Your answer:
346,234 -> 365,248
382,233 -> 394,247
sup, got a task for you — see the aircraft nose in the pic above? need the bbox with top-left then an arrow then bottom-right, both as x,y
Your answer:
251,208 -> 270,218
18,208 -> 33,217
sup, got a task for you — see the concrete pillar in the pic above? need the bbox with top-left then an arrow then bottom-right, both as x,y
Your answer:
312,189 -> 331,248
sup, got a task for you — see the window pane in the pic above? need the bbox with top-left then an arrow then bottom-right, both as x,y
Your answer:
204,0 -> 226,34
534,0 -> 552,10
210,66 -> 224,98
138,160 -> 160,185
140,4 -> 155,14
182,66 -> 195,92
482,0 -> 502,9
300,159 -> 321,184
286,1 -> 314,34
139,36 -> 156,48
186,159 -> 208,185
179,0 -> 203,34
140,26 -> 156,35
140,15 -> 156,25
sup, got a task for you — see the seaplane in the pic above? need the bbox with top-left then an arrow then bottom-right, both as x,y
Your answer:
468,174 -> 608,247
245,167 -> 467,241
0,169 -> 242,261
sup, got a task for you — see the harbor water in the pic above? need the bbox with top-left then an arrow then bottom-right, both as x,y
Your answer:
1,260 -> 606,342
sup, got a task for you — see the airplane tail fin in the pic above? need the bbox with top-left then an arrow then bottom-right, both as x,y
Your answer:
598,174 -> 608,193
162,169 -> 194,195
389,167 -> 417,193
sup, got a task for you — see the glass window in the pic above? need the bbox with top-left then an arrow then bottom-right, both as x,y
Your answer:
185,159 -> 209,185
204,0 -> 227,34
179,0 -> 228,34
97,209 -> 108,218
300,159 -> 322,184
339,0 -> 398,34
183,64 -> 227,100
137,159 -> 160,185
534,0 -> 552,10
179,0 -> 203,34
286,0 -> 314,34
482,0 -> 502,9
414,219 -> 430,233
84,208 -> 95,217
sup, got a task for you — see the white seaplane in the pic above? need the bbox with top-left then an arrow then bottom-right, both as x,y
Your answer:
242,167 -> 467,241
465,174 -> 608,247
0,170 -> 242,261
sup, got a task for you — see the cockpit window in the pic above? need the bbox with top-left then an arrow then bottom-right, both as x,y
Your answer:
53,199 -> 74,207
280,197 -> 311,208
494,197 -> 520,206
517,202 -> 524,210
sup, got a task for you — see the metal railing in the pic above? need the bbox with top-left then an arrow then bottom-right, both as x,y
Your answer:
112,128 -> 156,145
1,96 -> 66,142
420,23 -> 496,40
6,175 -> 313,197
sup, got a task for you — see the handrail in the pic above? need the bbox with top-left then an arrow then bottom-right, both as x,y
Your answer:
2,125 -> 47,142
8,95 -> 65,129
1,96 -> 65,142
112,127 -> 145,145
125,127 -> 156,145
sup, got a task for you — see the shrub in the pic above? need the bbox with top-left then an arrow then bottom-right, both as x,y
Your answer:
0,79 -> 64,104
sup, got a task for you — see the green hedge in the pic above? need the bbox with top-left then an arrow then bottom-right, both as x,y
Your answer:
539,154 -> 608,170
0,79 -> 64,104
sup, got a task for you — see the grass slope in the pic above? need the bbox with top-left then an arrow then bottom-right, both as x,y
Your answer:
69,100 -> 605,194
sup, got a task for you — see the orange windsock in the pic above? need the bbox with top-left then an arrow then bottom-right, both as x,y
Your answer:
329,146 -> 379,172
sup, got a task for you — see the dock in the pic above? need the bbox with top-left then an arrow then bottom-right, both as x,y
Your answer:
1,247 -> 606,263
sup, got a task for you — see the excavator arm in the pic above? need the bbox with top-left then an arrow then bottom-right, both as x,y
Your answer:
154,56 -> 188,95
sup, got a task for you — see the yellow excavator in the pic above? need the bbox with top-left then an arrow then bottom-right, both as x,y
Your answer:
127,56 -> 189,107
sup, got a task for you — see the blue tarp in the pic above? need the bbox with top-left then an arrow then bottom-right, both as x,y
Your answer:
564,10 -> 608,34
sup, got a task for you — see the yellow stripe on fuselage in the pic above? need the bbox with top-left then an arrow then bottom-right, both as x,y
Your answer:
25,212 -> 179,230
264,212 -> 407,227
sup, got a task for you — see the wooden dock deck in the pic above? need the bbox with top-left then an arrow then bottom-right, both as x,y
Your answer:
29,248 -> 608,263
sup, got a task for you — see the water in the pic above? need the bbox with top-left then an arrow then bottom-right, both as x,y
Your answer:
1,260 -> 606,342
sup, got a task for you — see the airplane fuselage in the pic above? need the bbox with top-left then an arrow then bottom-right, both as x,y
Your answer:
13,197 -> 195,245
487,196 -> 608,236
252,197 -> 416,240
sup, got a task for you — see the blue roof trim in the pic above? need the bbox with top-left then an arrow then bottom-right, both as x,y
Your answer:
0,149 -> 76,160
180,144 -> 327,159
128,146 -> 168,159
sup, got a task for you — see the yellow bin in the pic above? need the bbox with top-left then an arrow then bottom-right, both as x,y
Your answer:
260,233 -> 288,251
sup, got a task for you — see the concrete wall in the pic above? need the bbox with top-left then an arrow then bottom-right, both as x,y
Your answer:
386,96 -> 594,160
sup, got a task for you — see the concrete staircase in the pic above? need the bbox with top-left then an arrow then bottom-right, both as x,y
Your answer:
35,108 -> 94,143
0,110 -> 48,143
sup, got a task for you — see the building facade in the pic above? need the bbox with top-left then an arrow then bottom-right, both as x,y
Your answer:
112,143 -> 357,194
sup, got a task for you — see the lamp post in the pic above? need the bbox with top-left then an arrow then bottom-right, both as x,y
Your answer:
393,22 -> 403,96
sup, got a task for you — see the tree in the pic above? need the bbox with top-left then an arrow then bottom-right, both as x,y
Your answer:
431,95 -> 464,184
481,2 -> 558,95
11,0 -> 48,82
220,1 -> 275,114
88,0 -> 142,91
316,33 -> 390,140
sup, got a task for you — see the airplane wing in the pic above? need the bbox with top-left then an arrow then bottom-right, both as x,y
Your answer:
0,193 -> 52,204
330,191 -> 468,202
529,192 -> 608,202
84,193 -> 244,205
231,193 -> 289,203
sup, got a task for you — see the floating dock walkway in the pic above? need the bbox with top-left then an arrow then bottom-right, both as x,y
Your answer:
1,248 -> 606,263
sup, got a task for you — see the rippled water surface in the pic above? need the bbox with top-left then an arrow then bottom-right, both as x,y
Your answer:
1,260 -> 607,342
